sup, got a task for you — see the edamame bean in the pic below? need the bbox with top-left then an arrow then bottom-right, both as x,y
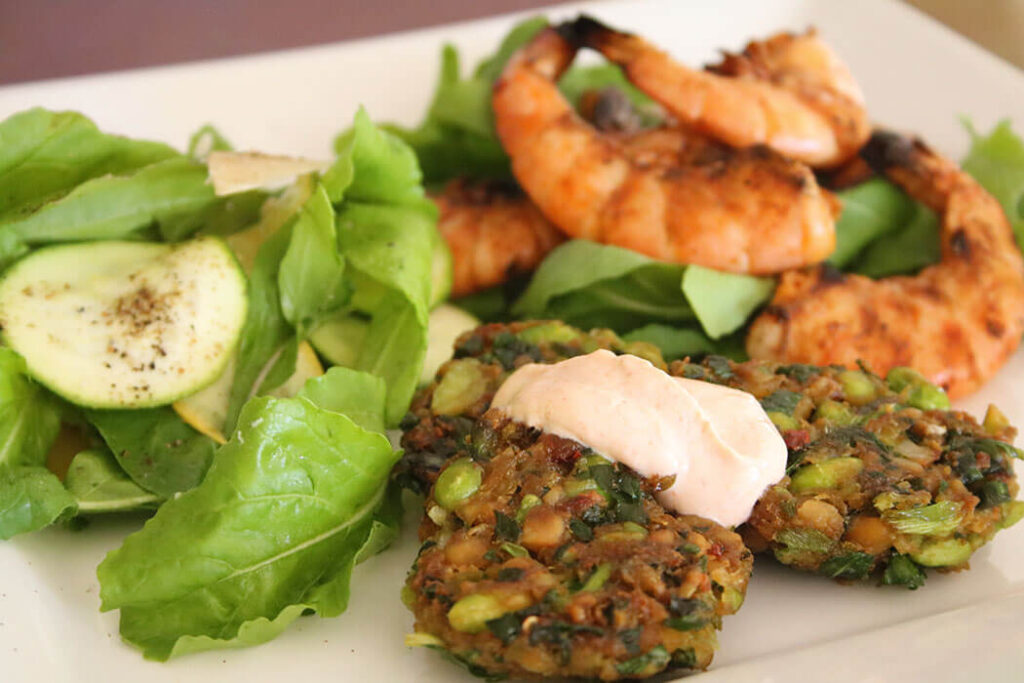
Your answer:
435,457 -> 482,510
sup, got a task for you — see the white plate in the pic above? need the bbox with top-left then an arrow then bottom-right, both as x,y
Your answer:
1,1 -> 1023,681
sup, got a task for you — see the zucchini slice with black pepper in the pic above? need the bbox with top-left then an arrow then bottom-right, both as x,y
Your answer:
0,237 -> 247,408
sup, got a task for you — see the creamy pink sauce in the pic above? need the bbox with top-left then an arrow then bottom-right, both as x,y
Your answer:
490,349 -> 787,527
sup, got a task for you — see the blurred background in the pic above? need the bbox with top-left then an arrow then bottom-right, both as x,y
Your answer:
0,0 -> 1020,85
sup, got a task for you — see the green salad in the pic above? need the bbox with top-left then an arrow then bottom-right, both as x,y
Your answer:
1,13 -> 1023,666
0,106 -> 444,659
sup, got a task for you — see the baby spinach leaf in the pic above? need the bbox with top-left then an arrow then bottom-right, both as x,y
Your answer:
681,265 -> 774,339
623,324 -> 717,360
86,407 -> 216,499
97,395 -> 399,660
513,240 -> 681,322
962,119 -> 1024,248
830,178 -> 916,268
64,449 -> 160,515
848,203 -> 940,278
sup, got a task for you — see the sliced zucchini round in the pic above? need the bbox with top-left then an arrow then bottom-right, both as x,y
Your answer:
0,237 -> 247,409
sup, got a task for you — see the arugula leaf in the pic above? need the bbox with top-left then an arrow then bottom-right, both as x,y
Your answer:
297,366 -> 387,434
329,110 -> 438,424
277,184 -> 349,337
962,119 -> 1024,248
86,407 -> 216,499
681,265 -> 773,339
64,449 -> 160,515
0,349 -> 62,468
381,17 -> 664,187
225,221 -> 297,432
97,395 -> 399,660
473,16 -> 549,82
0,348 -> 69,538
0,157 -> 217,247
0,467 -> 76,539
0,108 -> 177,220
187,124 -> 233,159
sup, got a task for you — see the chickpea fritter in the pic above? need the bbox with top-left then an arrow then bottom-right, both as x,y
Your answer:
406,411 -> 752,680
400,320 -> 1023,679
672,357 -> 1023,587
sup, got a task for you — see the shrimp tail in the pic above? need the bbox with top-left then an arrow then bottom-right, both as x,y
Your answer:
555,15 -> 626,53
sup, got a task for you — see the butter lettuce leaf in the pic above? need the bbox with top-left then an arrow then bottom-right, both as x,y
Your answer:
97,394 -> 400,660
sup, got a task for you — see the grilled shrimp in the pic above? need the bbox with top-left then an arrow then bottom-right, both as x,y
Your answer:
434,179 -> 565,297
562,16 -> 870,168
746,131 -> 1024,398
492,27 -> 837,275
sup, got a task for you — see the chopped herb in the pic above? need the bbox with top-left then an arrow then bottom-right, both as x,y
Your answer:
705,355 -> 734,380
614,501 -> 647,525
618,627 -> 643,655
819,552 -> 874,580
493,510 -> 520,541
453,335 -> 484,358
529,621 -> 603,666
881,553 -> 926,590
670,647 -> 698,669
760,390 -> 803,415
616,645 -> 670,675
664,614 -> 706,631
496,567 -> 524,582
979,480 -> 1011,508
678,542 -> 701,555
569,518 -> 593,542
681,364 -> 705,380
775,364 -> 819,383
500,542 -> 529,558
483,550 -> 500,562
485,613 -> 522,645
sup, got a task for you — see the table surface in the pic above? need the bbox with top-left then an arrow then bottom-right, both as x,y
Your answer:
0,0 -> 1020,86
